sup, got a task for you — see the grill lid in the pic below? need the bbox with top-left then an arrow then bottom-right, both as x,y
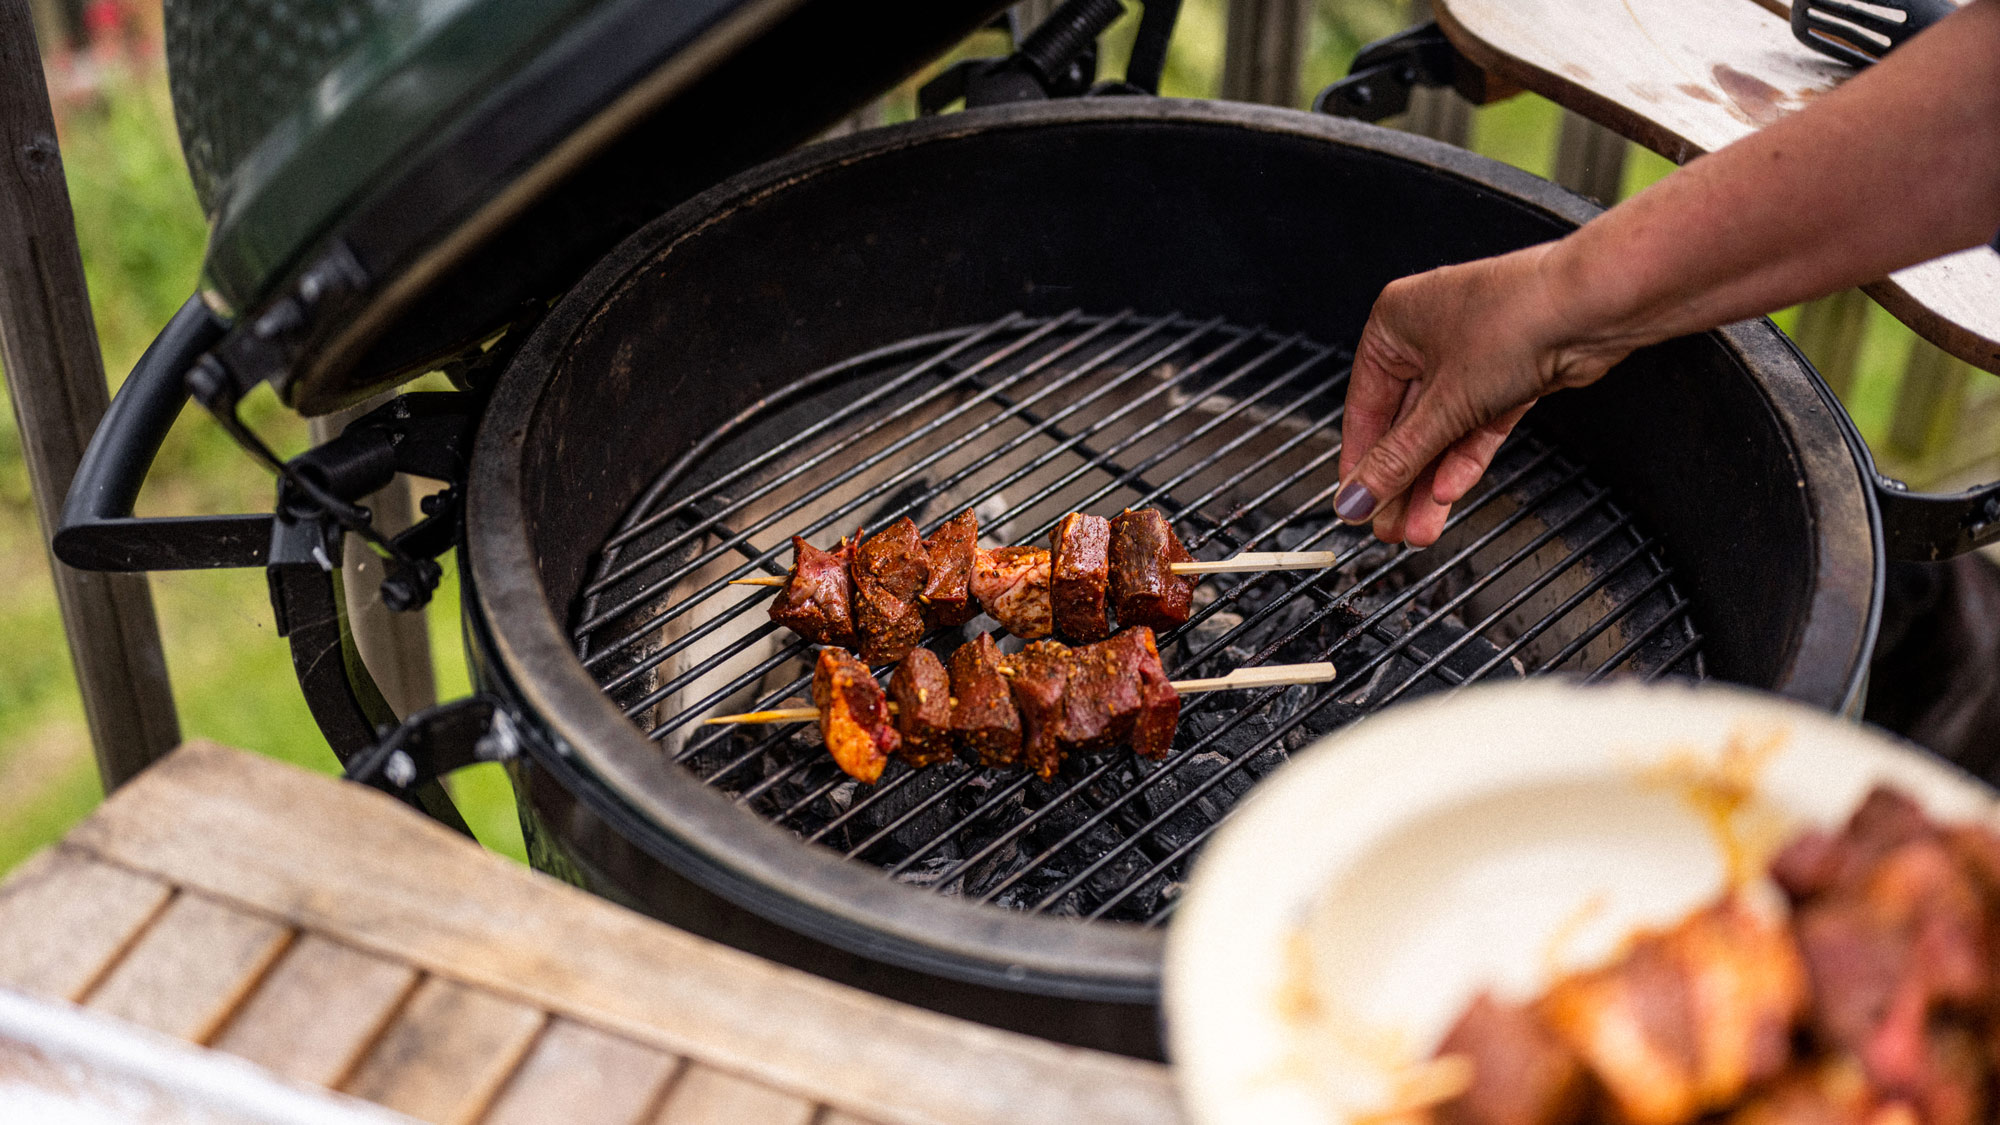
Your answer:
164,0 -> 1005,414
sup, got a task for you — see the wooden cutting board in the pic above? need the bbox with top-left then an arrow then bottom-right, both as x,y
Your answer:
1435,0 -> 2000,374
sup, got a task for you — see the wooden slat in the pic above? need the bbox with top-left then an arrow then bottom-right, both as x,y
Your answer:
211,933 -> 420,1087
84,892 -> 292,1043
1552,109 -> 1629,206
1434,0 -> 2000,374
1221,0 -> 1310,107
67,743 -> 1185,1125
653,1063 -> 816,1125
0,846 -> 171,1000
483,1019 -> 681,1125
1793,288 -> 1873,398
341,975 -> 545,1125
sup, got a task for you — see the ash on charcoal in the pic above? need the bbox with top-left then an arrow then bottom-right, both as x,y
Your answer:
895,853 -> 967,893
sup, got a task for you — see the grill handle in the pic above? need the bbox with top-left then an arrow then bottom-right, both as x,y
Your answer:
1876,478 -> 2000,561
54,295 -> 274,571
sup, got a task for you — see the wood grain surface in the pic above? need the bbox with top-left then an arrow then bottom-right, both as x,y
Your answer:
8,742 -> 1184,1125
211,933 -> 421,1087
1435,0 -> 2000,373
84,891 -> 292,1042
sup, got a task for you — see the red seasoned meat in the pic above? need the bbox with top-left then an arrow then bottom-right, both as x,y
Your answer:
889,647 -> 954,767
1772,787 -> 1935,902
1434,992 -> 1588,1125
1108,508 -> 1197,632
971,546 -> 1053,639
851,518 -> 930,663
1058,630 -> 1143,754
1050,512 -> 1112,641
768,535 -> 856,646
1126,625 -> 1179,760
920,509 -> 980,628
1004,640 -> 1071,780
1537,896 -> 1808,1125
813,647 -> 897,784
948,633 -> 1021,767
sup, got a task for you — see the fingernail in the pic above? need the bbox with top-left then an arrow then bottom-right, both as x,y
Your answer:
1334,481 -> 1377,523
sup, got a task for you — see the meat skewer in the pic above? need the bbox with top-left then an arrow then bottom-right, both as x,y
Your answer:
702,659 -> 1336,726
705,633 -> 1333,783
740,506 -> 1340,644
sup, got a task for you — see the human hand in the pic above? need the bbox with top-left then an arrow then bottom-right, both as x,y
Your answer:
1332,242 -> 1636,547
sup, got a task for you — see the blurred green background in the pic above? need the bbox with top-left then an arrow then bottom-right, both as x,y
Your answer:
0,0 -> 1982,875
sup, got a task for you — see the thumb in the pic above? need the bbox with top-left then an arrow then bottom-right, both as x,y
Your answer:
1333,387 -> 1474,526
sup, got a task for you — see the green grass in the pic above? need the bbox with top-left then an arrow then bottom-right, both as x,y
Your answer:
0,15 -> 1954,878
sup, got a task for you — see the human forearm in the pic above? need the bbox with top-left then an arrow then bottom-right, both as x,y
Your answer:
1546,0 -> 2000,355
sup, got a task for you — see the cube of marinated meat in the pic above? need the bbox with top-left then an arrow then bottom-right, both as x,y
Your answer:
1004,640 -> 1071,780
972,546 -> 1053,639
1792,838 -> 1992,1088
851,518 -> 930,663
1050,512 -> 1113,641
1127,625 -> 1179,760
1433,993 -> 1588,1125
1537,896 -> 1807,1125
1725,1061 -> 1899,1125
813,647 -> 897,784
948,633 -> 1021,767
1108,508 -> 1197,632
769,535 -> 855,647
920,509 -> 980,628
1059,631 -> 1144,754
889,647 -> 954,767
1772,787 -> 1935,902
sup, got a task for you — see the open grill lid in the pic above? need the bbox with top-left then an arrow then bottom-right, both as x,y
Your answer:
164,0 -> 1007,415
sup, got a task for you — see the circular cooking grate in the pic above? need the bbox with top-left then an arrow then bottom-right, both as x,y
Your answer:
568,311 -> 1706,925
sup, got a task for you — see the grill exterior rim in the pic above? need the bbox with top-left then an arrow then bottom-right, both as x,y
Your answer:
463,97 -> 1880,1002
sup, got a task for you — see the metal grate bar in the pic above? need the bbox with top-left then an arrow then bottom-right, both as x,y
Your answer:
1453,540 -> 1660,688
1371,515 -> 1639,709
925,448 -> 1567,896
579,310 -> 1147,648
649,335 -> 1347,771
570,311 -> 1706,924
1533,569 -> 1676,673
591,314 -> 1219,695
635,321 -> 1323,748
1010,460 -> 1588,911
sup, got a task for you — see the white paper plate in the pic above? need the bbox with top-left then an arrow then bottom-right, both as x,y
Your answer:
1163,679 -> 1998,1125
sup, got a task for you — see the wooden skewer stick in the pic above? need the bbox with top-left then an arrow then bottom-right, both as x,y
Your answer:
727,549 -> 1341,587
701,662 -> 1337,724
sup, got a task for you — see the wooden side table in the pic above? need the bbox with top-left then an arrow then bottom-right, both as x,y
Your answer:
0,743 -> 1184,1125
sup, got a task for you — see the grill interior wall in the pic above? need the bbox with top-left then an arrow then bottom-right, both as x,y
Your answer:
571,313 -> 1705,923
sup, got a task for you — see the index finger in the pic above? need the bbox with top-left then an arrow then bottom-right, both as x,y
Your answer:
1339,327 -> 1421,483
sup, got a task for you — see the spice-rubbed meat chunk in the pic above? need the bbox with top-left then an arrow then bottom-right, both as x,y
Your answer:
1434,993 -> 1588,1125
1050,512 -> 1112,641
948,633 -> 1021,767
1770,786 -> 1998,1112
920,509 -> 980,628
1537,896 -> 1808,1125
1058,631 -> 1143,754
972,546 -> 1053,639
889,647 -> 954,767
1004,640 -> 1071,780
1724,1061 -> 1896,1125
813,647 -> 897,784
768,535 -> 856,647
1126,625 -> 1179,760
1108,508 -> 1197,632
850,518 -> 930,663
